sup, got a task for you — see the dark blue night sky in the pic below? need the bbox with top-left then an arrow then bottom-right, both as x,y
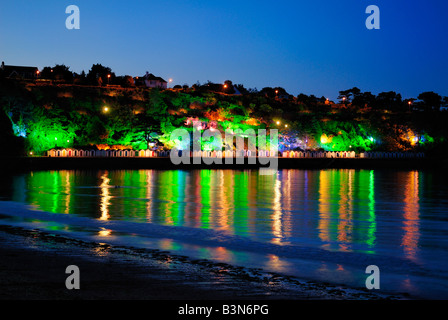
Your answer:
1,0 -> 447,100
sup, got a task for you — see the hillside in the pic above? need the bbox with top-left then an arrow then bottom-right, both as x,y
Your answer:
1,77 -> 447,156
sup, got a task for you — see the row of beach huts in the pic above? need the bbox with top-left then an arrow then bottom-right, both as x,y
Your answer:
45,149 -> 425,159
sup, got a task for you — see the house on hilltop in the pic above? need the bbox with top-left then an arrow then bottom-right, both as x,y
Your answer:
134,71 -> 167,89
1,61 -> 39,79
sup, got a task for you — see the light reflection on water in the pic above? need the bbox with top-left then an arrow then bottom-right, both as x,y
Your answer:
3,168 -> 448,298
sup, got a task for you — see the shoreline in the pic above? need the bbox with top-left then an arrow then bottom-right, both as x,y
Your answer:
0,223 -> 403,301
1,156 -> 447,172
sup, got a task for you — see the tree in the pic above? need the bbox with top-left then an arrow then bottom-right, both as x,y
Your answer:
418,91 -> 442,111
130,89 -> 173,149
121,75 -> 135,88
375,91 -> 402,111
86,64 -> 115,86
442,97 -> 448,111
338,87 -> 361,104
223,80 -> 236,94
352,92 -> 376,108
260,87 -> 288,98
40,64 -> 74,83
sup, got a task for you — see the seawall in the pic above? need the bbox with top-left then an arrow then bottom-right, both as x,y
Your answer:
1,156 -> 447,172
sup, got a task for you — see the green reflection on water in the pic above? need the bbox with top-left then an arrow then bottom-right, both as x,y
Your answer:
15,169 -> 423,254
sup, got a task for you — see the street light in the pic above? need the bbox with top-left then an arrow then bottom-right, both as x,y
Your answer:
103,106 -> 109,113
107,74 -> 111,85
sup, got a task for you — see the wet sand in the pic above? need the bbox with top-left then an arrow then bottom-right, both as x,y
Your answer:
0,224 -> 402,301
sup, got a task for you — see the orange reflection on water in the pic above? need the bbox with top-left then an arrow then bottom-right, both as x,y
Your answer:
337,170 -> 354,250
145,170 -> 154,222
318,171 -> 332,248
263,253 -> 293,274
98,227 -> 112,237
215,246 -> 233,261
216,171 -> 232,231
402,171 -> 420,262
271,177 -> 283,244
100,171 -> 111,220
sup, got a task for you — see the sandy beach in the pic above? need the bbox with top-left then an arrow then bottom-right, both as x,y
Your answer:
0,223 -> 401,301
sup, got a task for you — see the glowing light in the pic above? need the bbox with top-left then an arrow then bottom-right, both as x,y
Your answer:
321,135 -> 328,144
103,106 -> 109,113
98,228 -> 112,237
100,171 -> 111,221
276,121 -> 280,125
320,134 -> 332,145
285,124 -> 288,128
29,152 -> 33,155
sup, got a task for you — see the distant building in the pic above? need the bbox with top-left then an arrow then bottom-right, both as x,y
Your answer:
1,61 -> 39,79
134,72 -> 167,89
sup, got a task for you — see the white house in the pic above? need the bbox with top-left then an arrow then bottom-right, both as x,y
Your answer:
135,72 -> 167,89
